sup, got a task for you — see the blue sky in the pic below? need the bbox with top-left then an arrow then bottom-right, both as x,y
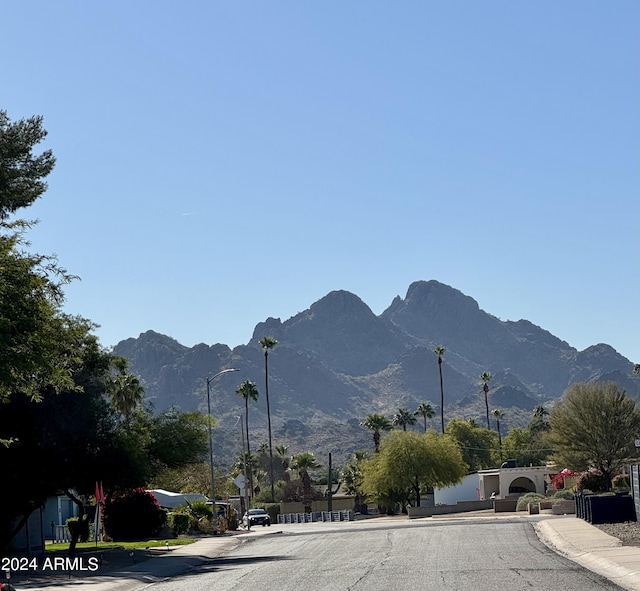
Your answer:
3,2 -> 639,364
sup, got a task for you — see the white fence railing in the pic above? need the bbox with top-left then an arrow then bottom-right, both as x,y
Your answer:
277,510 -> 354,524
51,525 -> 71,543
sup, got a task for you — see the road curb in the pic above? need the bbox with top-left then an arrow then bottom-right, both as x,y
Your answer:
535,519 -> 640,591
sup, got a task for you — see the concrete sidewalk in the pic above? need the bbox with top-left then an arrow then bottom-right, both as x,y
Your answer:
535,516 -> 640,591
4,534 -> 246,591
6,515 -> 640,591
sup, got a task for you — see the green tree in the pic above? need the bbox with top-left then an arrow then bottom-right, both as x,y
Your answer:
529,404 -> 550,435
362,430 -> 466,508
0,110 -> 55,219
340,451 -> 367,512
0,321 -> 131,552
480,371 -> 492,430
275,444 -> 291,482
361,413 -> 393,453
445,417 -> 496,471
0,227 -> 76,405
149,408 -> 209,471
548,382 -> 640,491
291,452 -> 322,513
501,427 -> 550,467
414,401 -> 435,433
108,362 -> 145,422
259,336 -> 278,502
392,407 -> 417,431
434,346 -> 446,433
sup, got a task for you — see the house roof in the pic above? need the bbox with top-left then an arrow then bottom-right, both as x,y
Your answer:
147,489 -> 208,509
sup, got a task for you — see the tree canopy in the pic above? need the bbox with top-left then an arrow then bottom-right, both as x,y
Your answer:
0,228 -> 77,404
0,110 -> 55,219
548,381 -> 640,490
445,417 -> 496,471
392,407 -> 417,431
361,430 -> 466,509
0,109 -> 212,551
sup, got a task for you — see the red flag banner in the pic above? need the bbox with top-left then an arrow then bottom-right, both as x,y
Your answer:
95,481 -> 105,503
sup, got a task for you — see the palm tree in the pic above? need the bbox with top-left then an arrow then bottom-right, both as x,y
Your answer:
414,402 -> 435,433
480,371 -> 492,430
530,404 -> 550,435
492,408 -> 505,461
290,452 -> 321,513
434,346 -> 446,434
274,444 -> 290,482
233,451 -> 260,480
235,380 -> 259,497
109,373 -> 144,421
259,336 -> 278,502
392,407 -> 417,431
360,413 -> 392,452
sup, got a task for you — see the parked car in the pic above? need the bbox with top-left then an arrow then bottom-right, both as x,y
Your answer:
243,508 -> 271,527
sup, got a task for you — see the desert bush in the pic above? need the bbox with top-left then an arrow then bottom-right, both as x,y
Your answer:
175,499 -> 213,532
613,474 -> 631,490
186,499 -> 213,519
516,493 -> 546,511
167,512 -> 190,536
552,489 -> 575,500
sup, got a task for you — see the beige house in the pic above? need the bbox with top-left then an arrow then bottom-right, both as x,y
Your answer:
478,465 -> 553,500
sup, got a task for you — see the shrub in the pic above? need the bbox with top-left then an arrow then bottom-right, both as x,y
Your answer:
186,499 -> 213,520
552,489 -> 575,500
104,489 -> 166,541
516,493 -> 546,511
613,474 -> 630,490
175,499 -> 213,533
577,470 -> 607,493
551,469 -> 576,490
66,517 -> 89,542
168,512 -> 190,537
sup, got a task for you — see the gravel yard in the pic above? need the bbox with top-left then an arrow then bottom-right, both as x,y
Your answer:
595,521 -> 640,547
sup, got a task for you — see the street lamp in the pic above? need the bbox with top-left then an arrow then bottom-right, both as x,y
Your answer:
206,368 -> 239,534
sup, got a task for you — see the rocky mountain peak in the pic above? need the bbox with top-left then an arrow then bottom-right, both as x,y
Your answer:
114,280 -> 637,465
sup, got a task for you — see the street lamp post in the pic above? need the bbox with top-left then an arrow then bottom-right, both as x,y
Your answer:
206,368 -> 239,534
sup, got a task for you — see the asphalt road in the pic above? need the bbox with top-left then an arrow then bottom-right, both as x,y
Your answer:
148,519 -> 625,591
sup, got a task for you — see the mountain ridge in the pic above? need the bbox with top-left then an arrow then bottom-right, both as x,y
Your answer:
113,280 -> 638,465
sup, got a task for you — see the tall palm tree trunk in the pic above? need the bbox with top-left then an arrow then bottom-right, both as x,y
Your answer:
245,398 -> 253,501
264,351 -> 275,502
438,356 -> 445,434
484,384 -> 490,430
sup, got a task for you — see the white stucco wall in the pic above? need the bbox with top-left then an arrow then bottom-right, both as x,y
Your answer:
478,466 -> 551,499
434,473 -> 480,505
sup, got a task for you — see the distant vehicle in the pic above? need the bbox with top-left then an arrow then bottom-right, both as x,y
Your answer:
243,508 -> 271,527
